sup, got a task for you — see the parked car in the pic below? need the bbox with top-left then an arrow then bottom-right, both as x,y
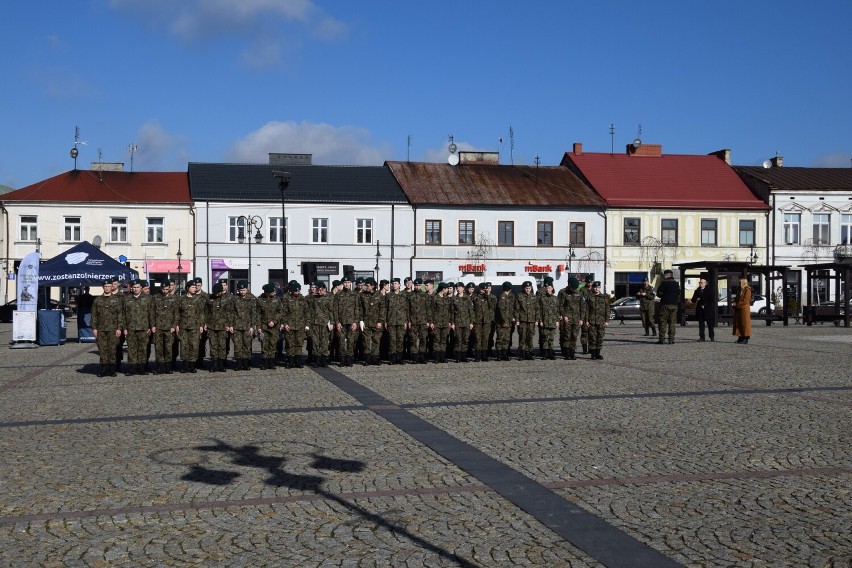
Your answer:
719,293 -> 775,316
818,299 -> 846,316
0,299 -> 74,323
609,297 -> 643,320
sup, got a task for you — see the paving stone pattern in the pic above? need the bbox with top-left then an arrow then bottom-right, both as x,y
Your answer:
0,320 -> 850,567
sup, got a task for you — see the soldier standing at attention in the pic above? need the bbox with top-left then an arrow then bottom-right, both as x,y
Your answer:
193,277 -> 210,369
329,280 -> 342,364
283,280 -> 310,368
384,278 -> 409,365
358,277 -> 384,365
656,269 -> 680,345
150,278 -> 179,374
559,277 -> 584,360
584,281 -> 610,360
514,281 -> 539,360
308,282 -> 333,367
556,280 -> 571,358
177,280 -> 206,373
636,277 -> 657,336
256,283 -> 284,370
231,280 -> 257,370
451,282 -> 473,363
578,274 -> 594,354
206,283 -> 234,372
538,280 -> 560,360
110,277 -> 126,371
431,282 -> 453,363
408,278 -> 432,364
123,279 -> 153,375
472,283 -> 495,361
494,282 -> 515,361
334,276 -> 360,367
91,279 -> 123,377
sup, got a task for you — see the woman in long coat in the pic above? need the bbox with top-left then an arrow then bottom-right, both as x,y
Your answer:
733,277 -> 752,344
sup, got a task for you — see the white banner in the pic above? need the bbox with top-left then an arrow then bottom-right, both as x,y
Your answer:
17,251 -> 40,312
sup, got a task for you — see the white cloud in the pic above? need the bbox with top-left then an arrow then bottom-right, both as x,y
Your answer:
132,121 -> 189,171
226,121 -> 391,165
812,153 -> 852,167
31,67 -> 99,101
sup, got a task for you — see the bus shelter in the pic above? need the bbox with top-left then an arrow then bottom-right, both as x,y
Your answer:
798,261 -> 851,327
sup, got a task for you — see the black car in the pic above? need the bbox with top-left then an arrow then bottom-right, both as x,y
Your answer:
609,297 -> 642,320
0,299 -> 74,323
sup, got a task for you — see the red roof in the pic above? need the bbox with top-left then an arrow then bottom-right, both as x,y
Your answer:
562,149 -> 769,210
2,169 -> 190,203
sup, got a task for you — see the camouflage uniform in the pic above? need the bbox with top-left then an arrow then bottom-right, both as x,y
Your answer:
308,287 -> 334,367
636,282 -> 657,335
578,281 -> 593,354
91,286 -> 123,376
538,288 -> 560,359
584,285 -> 610,359
334,285 -> 360,367
494,286 -> 515,360
359,284 -> 384,365
514,287 -> 539,359
384,287 -> 410,365
451,286 -> 473,362
431,287 -> 453,363
408,288 -> 433,363
283,286 -> 309,367
123,290 -> 153,375
256,290 -> 284,369
472,287 -> 494,361
559,286 -> 584,360
231,289 -> 257,370
206,290 -> 235,372
177,290 -> 207,373
150,286 -> 179,374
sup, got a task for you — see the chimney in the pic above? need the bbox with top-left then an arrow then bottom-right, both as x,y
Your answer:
269,153 -> 312,166
770,154 -> 783,167
90,162 -> 124,172
573,142 -> 583,155
626,143 -> 662,157
708,149 -> 732,165
458,151 -> 499,165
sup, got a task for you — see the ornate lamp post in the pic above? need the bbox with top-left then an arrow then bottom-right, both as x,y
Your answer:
176,239 -> 183,292
273,171 -> 291,288
374,240 -> 381,281
237,215 -> 264,289
567,244 -> 575,276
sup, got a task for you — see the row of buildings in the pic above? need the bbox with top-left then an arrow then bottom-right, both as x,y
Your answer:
2,143 -> 851,307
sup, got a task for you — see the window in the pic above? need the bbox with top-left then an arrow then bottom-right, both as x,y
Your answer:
842,214 -> 852,245
537,221 -> 553,246
458,220 -> 475,245
569,222 -> 586,246
312,218 -> 328,243
661,219 -> 678,245
739,219 -> 756,247
356,218 -> 373,244
64,216 -> 81,242
269,217 -> 286,244
813,213 -> 830,245
425,220 -> 442,244
228,217 -> 244,243
623,218 -> 640,246
498,221 -> 514,246
20,216 -> 37,241
146,217 -> 164,243
783,213 -> 800,245
110,217 -> 127,243
701,219 -> 717,246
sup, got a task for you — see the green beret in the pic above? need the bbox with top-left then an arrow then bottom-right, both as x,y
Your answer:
356,277 -> 365,284
212,283 -> 223,294
380,279 -> 389,286
502,281 -> 512,290
403,276 -> 412,283
332,280 -> 341,287
455,282 -> 466,288
413,278 -> 423,285
317,282 -> 327,289
543,276 -> 554,285
162,278 -> 174,286
237,280 -> 248,289
133,279 -> 145,286
102,279 -> 112,286
290,282 -> 302,291
194,277 -> 203,284
392,277 -> 400,283
262,283 -> 276,293
585,274 -> 594,283
445,281 -> 454,287
111,276 -> 120,283
466,282 -> 475,288
568,277 -> 580,289
478,283 -> 487,290
437,282 -> 448,291
523,281 -> 533,287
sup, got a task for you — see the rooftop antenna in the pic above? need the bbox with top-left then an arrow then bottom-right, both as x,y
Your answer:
631,123 -> 643,151
447,134 -> 458,166
609,123 -> 615,155
498,137 -> 504,162
509,126 -> 515,165
534,155 -> 541,186
69,126 -> 87,170
97,148 -> 104,180
128,143 -> 138,172
406,135 -> 412,162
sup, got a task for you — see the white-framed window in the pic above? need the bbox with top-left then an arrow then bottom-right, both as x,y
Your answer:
312,218 -> 328,243
701,219 -> 717,246
269,217 -> 286,244
425,220 -> 442,244
356,218 -> 373,244
537,221 -> 553,246
498,221 -> 514,246
20,215 -> 38,241
813,213 -> 830,245
739,219 -> 756,247
783,213 -> 800,245
661,219 -> 678,245
64,216 -> 81,242
842,214 -> 852,245
110,217 -> 128,243
228,216 -> 244,243
570,222 -> 586,246
623,218 -> 640,246
146,217 -> 164,243
458,220 -> 475,245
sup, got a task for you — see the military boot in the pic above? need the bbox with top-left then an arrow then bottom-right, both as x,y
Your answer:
581,344 -> 588,354
568,349 -> 576,360
651,326 -> 657,336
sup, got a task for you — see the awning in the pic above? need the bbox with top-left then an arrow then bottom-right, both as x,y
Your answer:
145,259 -> 194,273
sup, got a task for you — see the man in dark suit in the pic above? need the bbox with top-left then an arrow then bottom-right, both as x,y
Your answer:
691,277 -> 716,342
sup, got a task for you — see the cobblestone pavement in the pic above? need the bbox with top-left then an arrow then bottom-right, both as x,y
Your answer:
1,319 -> 850,567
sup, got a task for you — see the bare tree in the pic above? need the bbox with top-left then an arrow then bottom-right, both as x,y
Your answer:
639,236 -> 680,278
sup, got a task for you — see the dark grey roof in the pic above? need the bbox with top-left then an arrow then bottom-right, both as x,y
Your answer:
734,166 -> 852,191
188,163 -> 409,204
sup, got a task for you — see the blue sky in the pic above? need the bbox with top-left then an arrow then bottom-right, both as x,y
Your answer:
2,1 -> 850,189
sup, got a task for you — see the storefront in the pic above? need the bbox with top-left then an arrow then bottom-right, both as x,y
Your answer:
145,259 -> 194,291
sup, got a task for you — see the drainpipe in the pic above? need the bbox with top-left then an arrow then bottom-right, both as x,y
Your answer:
190,203 -> 197,283
597,209 -> 608,292
409,207 -> 417,277
1,202 -> 8,302
390,204 -> 395,280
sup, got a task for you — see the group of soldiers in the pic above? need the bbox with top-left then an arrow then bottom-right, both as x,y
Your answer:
89,272 -> 613,376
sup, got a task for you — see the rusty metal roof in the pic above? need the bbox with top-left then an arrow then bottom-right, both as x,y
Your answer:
734,166 -> 852,191
386,161 -> 604,208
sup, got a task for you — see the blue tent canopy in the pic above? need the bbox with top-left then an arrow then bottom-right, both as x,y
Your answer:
37,241 -> 138,287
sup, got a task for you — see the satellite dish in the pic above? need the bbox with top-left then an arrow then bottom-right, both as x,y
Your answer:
448,142 -> 457,154
632,138 -> 642,149
762,160 -> 772,169
448,153 -> 459,166
92,235 -> 102,248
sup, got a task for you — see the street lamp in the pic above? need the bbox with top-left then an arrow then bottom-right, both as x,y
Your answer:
176,239 -> 183,291
748,245 -> 758,264
273,171 -> 291,289
374,240 -> 381,281
567,244 -> 576,276
237,215 -> 264,289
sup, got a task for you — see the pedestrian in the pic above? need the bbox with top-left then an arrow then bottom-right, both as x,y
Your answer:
256,282 -> 284,369
513,281 -> 539,360
691,277 -> 716,342
150,278 -> 179,374
583,281 -> 610,360
123,279 -> 153,375
90,279 -> 123,377
636,277 -> 657,336
656,269 -> 680,344
231,280 -> 257,370
733,277 -> 752,344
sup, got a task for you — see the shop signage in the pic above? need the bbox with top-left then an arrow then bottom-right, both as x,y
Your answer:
524,264 -> 553,273
458,263 -> 486,272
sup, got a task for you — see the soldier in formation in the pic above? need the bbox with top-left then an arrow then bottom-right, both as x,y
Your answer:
123,279 -> 153,375
256,283 -> 283,370
583,281 -> 610,360
231,280 -> 257,370
91,279 -> 123,377
206,283 -> 234,372
151,278 -> 179,374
